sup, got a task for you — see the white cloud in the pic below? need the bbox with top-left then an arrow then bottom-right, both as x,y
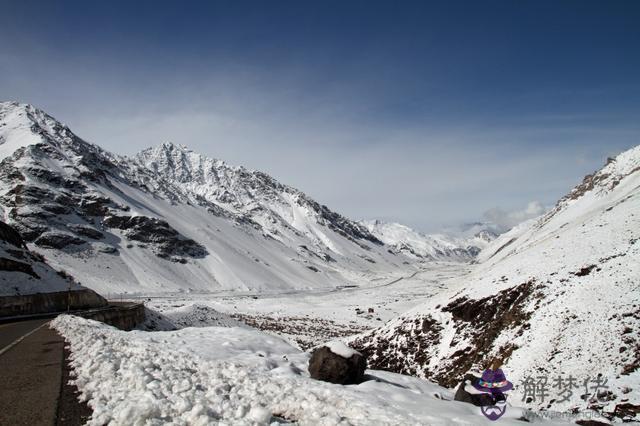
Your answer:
483,201 -> 548,233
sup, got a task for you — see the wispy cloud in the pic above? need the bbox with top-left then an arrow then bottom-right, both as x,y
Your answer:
483,201 -> 548,233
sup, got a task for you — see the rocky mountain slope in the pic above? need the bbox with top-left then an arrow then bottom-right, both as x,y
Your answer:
0,219 -> 107,317
0,102 -> 476,295
0,220 -> 83,296
352,146 -> 640,421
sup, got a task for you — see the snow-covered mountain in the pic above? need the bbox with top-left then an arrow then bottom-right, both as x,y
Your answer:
359,220 -> 495,261
352,146 -> 640,421
133,142 -> 382,249
0,101 -> 474,295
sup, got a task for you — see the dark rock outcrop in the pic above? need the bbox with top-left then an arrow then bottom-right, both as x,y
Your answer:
66,224 -> 104,240
0,257 -> 39,279
453,373 -> 495,406
0,220 -> 26,248
308,346 -> 367,385
103,215 -> 207,258
34,232 -> 86,249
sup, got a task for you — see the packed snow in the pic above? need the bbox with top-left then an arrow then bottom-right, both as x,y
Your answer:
324,341 -> 361,359
52,315 -> 568,425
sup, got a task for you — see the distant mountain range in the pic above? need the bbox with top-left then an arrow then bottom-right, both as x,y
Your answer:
360,220 -> 497,261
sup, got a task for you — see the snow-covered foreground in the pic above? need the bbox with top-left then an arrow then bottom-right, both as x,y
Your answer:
52,315 -> 568,425
139,262 -> 471,349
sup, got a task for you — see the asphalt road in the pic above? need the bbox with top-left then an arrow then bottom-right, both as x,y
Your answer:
0,318 -> 51,354
0,319 -> 64,425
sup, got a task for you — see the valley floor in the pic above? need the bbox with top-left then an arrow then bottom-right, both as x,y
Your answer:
138,262 -> 471,349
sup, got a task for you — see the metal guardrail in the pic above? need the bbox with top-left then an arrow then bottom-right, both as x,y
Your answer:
0,302 -> 144,324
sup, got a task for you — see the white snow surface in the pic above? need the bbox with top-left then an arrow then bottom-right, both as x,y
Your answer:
323,340 -> 361,359
52,315 -> 565,425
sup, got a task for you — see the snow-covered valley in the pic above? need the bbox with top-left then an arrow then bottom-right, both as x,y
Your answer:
136,261 -> 471,350
1,101 -> 638,425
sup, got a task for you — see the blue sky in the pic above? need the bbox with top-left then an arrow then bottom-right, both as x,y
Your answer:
1,0 -> 639,231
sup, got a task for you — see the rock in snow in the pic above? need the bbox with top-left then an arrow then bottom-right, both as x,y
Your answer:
453,373 -> 496,407
308,343 -> 367,384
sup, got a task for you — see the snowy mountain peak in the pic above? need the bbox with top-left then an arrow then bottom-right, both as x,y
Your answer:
134,141 -> 233,184
0,101 -> 70,137
0,101 -> 67,160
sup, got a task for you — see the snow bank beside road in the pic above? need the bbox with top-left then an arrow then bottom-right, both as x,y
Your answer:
52,315 -> 551,425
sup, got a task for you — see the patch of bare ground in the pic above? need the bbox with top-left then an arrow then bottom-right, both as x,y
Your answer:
352,279 -> 542,388
230,313 -> 370,351
438,279 -> 541,386
361,314 -> 442,377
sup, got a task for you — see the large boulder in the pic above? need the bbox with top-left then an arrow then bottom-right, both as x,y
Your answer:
308,341 -> 367,385
453,373 -> 496,406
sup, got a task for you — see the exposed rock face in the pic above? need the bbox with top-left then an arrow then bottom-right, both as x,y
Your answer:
0,256 -> 39,279
66,224 -> 104,240
102,215 -> 207,259
34,232 -> 86,249
308,346 -> 367,385
0,220 -> 26,248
